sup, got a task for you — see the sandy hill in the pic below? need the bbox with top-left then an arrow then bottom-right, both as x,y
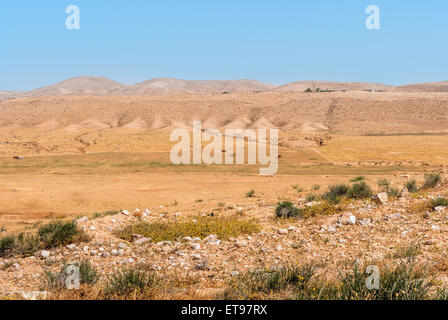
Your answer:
112,78 -> 275,95
393,81 -> 448,92
0,91 -> 22,100
273,81 -> 393,92
25,76 -> 124,97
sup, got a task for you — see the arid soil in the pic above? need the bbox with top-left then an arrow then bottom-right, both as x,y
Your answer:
1,91 -> 448,299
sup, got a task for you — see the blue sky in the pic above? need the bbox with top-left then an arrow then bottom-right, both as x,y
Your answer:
1,0 -> 447,91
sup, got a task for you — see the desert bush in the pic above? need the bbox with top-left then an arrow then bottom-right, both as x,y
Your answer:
306,193 -> 317,202
430,197 -> 448,209
350,176 -> 365,182
0,220 -> 88,258
223,264 -> 316,299
245,190 -> 255,198
392,243 -> 422,260
322,184 -> 350,203
104,268 -> 156,298
312,185 -> 321,191
337,262 -> 433,300
423,173 -> 442,189
275,201 -> 302,218
406,179 -> 418,193
117,216 -> 260,242
43,259 -> 99,290
387,188 -> 400,198
377,178 -> 390,191
91,210 -> 120,219
347,182 -> 373,199
38,221 -> 89,249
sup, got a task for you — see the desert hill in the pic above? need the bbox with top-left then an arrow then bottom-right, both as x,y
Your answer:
0,91 -> 21,100
393,81 -> 448,93
272,81 -> 393,92
25,76 -> 124,97
2,91 -> 448,155
112,78 -> 275,95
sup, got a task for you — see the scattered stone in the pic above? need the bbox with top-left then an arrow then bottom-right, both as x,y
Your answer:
20,291 -> 48,300
277,228 -> 288,235
191,243 -> 201,250
328,226 -> 336,233
372,192 -> 388,205
134,237 -> 151,245
76,216 -> 88,224
40,250 -> 51,259
399,188 -> 410,198
90,226 -> 96,231
431,225 -> 440,231
435,206 -> 446,213
118,242 -> 128,249
121,210 -> 130,216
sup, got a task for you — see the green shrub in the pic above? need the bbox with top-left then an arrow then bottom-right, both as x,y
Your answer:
306,194 -> 317,202
423,173 -> 442,189
347,182 -> 373,199
430,197 -> 448,209
406,179 -> 418,193
38,221 -> 88,249
322,184 -> 350,203
387,188 -> 400,198
104,268 -> 156,297
223,264 -> 316,299
275,201 -> 302,218
0,220 -> 88,258
350,176 -> 366,182
312,185 -> 321,191
43,259 -> 99,290
377,178 -> 390,191
245,190 -> 255,198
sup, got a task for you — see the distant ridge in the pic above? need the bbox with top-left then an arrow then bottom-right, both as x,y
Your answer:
393,81 -> 448,93
25,76 -> 124,97
272,81 -> 393,92
111,78 -> 275,95
3,77 -> 448,99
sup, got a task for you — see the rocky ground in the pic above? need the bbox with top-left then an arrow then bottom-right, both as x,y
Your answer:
1,177 -> 448,300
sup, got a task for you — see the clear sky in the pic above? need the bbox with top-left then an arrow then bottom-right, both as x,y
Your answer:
1,0 -> 447,91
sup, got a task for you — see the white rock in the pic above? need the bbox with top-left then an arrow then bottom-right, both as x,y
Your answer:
372,192 -> 388,205
431,225 -> 440,231
40,250 -> 51,258
76,216 -> 88,224
121,210 -> 130,216
435,206 -> 446,213
328,226 -> 336,233
203,234 -> 218,243
191,243 -> 201,250
277,229 -> 288,235
118,242 -> 128,249
90,226 -> 96,231
134,237 -> 151,245
20,291 -> 48,300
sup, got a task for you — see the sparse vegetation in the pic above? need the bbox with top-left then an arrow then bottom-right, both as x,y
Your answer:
322,184 -> 350,203
306,193 -> 317,202
347,181 -> 373,199
0,220 -> 88,258
392,243 -> 422,260
350,176 -> 365,182
116,216 -> 260,242
104,268 -> 156,298
423,173 -> 442,189
275,201 -> 302,218
245,190 -> 255,198
377,178 -> 390,191
223,261 -> 436,300
91,210 -> 120,220
301,200 -> 347,219
387,187 -> 400,198
312,185 -> 321,191
430,197 -> 448,209
406,179 -> 418,193
43,259 -> 99,290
